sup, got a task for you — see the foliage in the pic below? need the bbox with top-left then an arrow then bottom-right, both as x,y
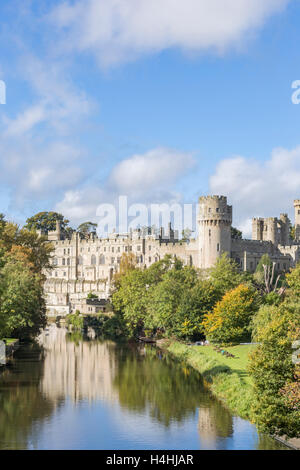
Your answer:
0,258 -> 46,339
231,226 -> 242,239
24,211 -> 69,233
208,253 -> 245,296
285,262 -> 300,299
0,220 -> 51,339
66,310 -> 84,329
77,222 -> 98,237
87,292 -> 98,299
248,302 -> 300,437
203,284 -> 260,344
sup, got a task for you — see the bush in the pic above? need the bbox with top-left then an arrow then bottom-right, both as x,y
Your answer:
203,284 -> 260,345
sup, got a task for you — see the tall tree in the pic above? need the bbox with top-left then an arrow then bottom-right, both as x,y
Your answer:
77,222 -> 98,238
24,212 -> 69,232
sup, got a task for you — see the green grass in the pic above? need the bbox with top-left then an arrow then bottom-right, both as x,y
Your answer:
163,341 -> 257,422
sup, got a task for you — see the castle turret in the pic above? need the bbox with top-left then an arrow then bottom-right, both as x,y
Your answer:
198,196 -> 232,269
294,200 -> 300,241
48,219 -> 62,241
279,213 -> 290,246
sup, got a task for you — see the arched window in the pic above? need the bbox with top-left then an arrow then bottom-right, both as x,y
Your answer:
78,256 -> 83,265
91,255 -> 96,265
67,258 -> 70,266
62,258 -> 65,266
99,254 -> 105,265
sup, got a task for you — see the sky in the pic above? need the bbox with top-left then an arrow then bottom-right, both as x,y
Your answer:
1,0 -> 300,236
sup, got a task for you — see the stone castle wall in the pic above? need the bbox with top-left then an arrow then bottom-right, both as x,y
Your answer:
44,195 -> 300,316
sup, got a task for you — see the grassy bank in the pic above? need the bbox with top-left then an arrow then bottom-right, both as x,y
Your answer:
159,340 -> 256,422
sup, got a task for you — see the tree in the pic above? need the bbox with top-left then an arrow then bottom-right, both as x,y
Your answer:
248,302 -> 300,437
203,284 -> 260,344
231,226 -> 242,239
113,252 -> 137,287
112,269 -> 149,337
24,211 -> 69,233
181,228 -> 192,242
77,222 -> 98,238
285,262 -> 300,299
0,258 -> 46,339
209,253 -> 244,295
175,280 -> 221,340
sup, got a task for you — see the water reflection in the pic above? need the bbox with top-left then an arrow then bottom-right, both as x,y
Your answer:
0,325 -> 288,450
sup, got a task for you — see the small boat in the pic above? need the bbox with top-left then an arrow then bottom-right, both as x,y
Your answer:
138,337 -> 156,344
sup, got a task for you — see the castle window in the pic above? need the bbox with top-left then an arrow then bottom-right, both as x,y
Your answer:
117,257 -> 121,264
149,245 -> 151,251
298,210 -> 300,215
117,247 -> 120,252
53,258 -> 58,266
209,229 -> 211,237
217,243 -> 220,252
91,255 -> 96,265
112,247 -> 114,253
125,246 -> 128,252
67,258 -> 70,266
68,249 -> 70,255
137,246 -> 141,251
62,258 -> 66,265
99,255 -> 105,265
111,257 -> 115,264
216,208 -> 219,213
64,272 -> 66,276
78,256 -> 83,265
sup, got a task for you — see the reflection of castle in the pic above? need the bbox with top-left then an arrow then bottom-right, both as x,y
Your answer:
38,326 -> 118,404
44,195 -> 300,316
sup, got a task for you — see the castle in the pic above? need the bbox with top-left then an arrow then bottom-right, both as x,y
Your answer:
44,195 -> 300,316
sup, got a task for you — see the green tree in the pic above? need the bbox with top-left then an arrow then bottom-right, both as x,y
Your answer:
24,211 -> 69,232
231,226 -> 242,239
209,253 -> 244,295
248,302 -> 300,437
203,284 -> 260,344
77,222 -> 98,238
174,280 -> 221,340
0,259 -> 46,339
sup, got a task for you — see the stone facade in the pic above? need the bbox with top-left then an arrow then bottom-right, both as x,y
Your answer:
44,195 -> 300,316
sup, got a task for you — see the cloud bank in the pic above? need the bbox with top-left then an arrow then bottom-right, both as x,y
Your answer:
210,146 -> 300,236
50,0 -> 290,67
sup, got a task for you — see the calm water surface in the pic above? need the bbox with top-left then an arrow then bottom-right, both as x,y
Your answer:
0,325 -> 287,450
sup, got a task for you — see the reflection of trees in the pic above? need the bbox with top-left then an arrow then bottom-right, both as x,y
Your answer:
113,344 -> 234,439
0,342 -> 56,450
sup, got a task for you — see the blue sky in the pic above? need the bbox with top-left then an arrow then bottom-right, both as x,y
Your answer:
1,0 -> 300,235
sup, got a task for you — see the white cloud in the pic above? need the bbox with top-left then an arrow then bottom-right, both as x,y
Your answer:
50,0 -> 290,67
108,147 -> 195,196
210,146 -> 300,236
55,147 -> 194,225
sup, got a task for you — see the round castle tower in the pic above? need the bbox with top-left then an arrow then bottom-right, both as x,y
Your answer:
198,196 -> 232,269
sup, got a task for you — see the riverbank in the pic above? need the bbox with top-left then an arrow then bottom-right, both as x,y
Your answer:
156,339 -> 300,450
157,340 -> 255,421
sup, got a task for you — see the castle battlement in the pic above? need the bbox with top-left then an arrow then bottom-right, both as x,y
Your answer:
44,194 -> 300,317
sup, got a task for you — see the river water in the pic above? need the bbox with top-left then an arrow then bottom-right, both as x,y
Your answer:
0,325 -> 287,450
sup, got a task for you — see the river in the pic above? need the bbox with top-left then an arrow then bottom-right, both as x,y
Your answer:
0,324 -> 288,450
